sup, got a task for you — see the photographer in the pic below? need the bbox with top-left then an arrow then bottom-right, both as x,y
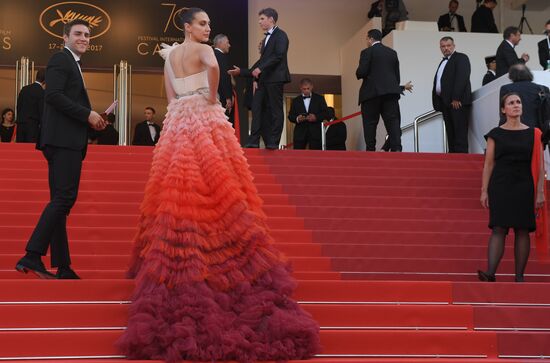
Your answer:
438,0 -> 467,32
382,0 -> 408,36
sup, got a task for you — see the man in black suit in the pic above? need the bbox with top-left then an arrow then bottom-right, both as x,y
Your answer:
499,64 -> 550,128
438,0 -> 467,32
16,69 -> 45,143
213,34 -> 234,123
287,78 -> 329,150
356,29 -> 402,152
496,26 -> 530,77
482,55 -> 497,86
538,20 -> 550,70
229,8 -> 290,149
471,0 -> 498,33
432,36 -> 472,153
132,107 -> 160,146
15,19 -> 106,279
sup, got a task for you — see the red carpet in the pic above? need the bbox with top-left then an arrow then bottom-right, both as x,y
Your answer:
0,143 -> 549,361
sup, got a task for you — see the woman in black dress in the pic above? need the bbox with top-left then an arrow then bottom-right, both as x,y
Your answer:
0,108 -> 16,142
479,93 -> 545,282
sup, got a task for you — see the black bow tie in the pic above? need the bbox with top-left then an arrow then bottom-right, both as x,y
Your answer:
302,96 -> 311,99
442,57 -> 448,61
77,60 -> 82,66
264,32 -> 271,36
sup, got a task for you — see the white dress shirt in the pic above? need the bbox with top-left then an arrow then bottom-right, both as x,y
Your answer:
147,122 -> 157,141
435,52 -> 454,96
264,26 -> 277,46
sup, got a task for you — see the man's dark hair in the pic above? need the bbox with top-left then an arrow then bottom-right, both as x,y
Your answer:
35,69 -> 45,83
368,29 -> 383,41
546,19 -> 550,26
145,106 -> 156,114
259,8 -> 278,23
508,64 -> 533,82
63,19 -> 90,37
485,0 -> 497,4
300,78 -> 313,86
440,36 -> 455,43
449,0 -> 459,5
503,26 -> 520,40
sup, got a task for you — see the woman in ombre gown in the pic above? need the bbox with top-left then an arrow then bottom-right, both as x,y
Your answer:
116,8 -> 320,363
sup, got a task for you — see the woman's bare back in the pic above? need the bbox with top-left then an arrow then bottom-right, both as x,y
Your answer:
169,42 -> 209,78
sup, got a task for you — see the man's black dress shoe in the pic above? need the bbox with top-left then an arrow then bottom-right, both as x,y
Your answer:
244,143 -> 259,148
477,270 -> 496,282
15,256 -> 55,279
265,144 -> 279,150
515,275 -> 525,283
56,267 -> 81,279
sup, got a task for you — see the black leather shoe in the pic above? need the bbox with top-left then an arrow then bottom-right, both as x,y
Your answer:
477,270 -> 496,282
15,256 -> 55,279
56,267 -> 81,279
515,275 -> 525,283
244,143 -> 259,148
265,144 -> 279,150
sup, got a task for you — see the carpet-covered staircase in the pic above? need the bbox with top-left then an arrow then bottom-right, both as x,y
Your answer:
0,143 -> 549,362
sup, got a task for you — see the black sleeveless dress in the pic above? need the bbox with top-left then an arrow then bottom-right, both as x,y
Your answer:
485,127 -> 536,231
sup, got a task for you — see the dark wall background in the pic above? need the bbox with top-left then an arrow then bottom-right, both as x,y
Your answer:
0,0 -> 248,71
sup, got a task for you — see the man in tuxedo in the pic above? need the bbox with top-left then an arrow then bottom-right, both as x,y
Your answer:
496,26 -> 529,77
356,29 -> 402,152
538,20 -> 550,70
15,19 -> 106,279
438,0 -> 467,32
132,107 -> 160,146
287,78 -> 329,150
432,36 -> 472,153
229,8 -> 290,149
213,34 -> 234,123
471,0 -> 498,33
482,55 -> 497,86
16,68 -> 45,143
499,64 -> 549,128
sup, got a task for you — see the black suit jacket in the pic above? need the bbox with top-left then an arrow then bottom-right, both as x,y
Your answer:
500,81 -> 550,128
16,82 -> 44,127
132,121 -> 160,146
288,93 -> 329,125
39,48 -> 91,151
471,5 -> 498,33
496,40 -> 525,77
432,52 -> 472,111
214,48 -> 232,103
482,71 -> 497,86
538,38 -> 550,70
356,43 -> 401,105
253,27 -> 290,84
437,13 -> 467,32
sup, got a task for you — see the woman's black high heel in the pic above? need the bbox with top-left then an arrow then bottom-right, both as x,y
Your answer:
477,270 -> 496,282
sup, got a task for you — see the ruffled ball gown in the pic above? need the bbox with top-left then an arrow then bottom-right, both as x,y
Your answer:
116,44 -> 320,362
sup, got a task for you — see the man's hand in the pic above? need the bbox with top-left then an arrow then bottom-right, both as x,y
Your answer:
521,53 -> 530,62
251,67 -> 262,78
306,114 -> 317,122
225,98 -> 233,111
451,100 -> 462,110
88,111 -> 106,130
297,115 -> 306,123
403,81 -> 414,93
228,66 -> 241,77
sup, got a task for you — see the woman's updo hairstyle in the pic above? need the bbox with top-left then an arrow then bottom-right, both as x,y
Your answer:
178,7 -> 205,27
